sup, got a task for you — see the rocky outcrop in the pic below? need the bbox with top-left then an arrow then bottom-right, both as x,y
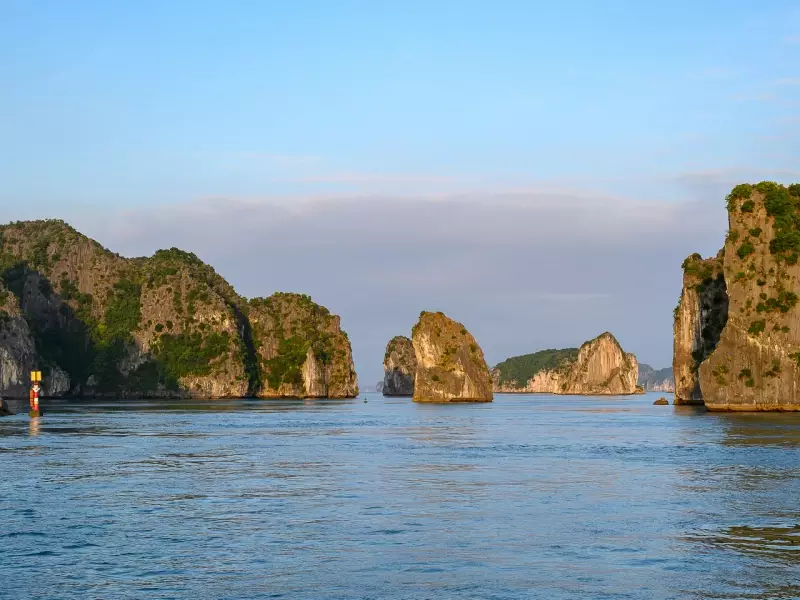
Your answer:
493,332 -> 640,395
638,364 -> 675,393
0,220 -> 357,399
0,281 -> 38,398
248,293 -> 358,398
411,311 -> 492,402
382,336 -> 416,396
675,182 -> 800,410
672,254 -> 728,404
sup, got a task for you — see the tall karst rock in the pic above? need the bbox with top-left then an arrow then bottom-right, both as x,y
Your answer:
411,311 -> 493,403
672,254 -> 728,404
0,281 -> 38,398
249,293 -> 358,398
674,182 -> 800,410
492,332 -> 640,395
382,336 -> 416,396
0,220 -> 357,399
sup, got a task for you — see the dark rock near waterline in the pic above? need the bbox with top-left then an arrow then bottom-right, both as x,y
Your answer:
382,336 -> 416,396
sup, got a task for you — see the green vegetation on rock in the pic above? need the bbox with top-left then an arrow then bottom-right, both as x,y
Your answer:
494,348 -> 579,387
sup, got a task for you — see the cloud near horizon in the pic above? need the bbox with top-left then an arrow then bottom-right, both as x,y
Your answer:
65,185 -> 737,387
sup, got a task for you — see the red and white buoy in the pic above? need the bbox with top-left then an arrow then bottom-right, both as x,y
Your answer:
29,370 -> 42,417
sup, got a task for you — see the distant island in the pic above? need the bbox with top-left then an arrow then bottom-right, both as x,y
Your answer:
491,332 -> 641,395
674,182 -> 800,411
638,364 -> 674,392
0,220 -> 358,399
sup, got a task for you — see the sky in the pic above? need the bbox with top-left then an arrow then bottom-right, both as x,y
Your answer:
1,0 -> 799,387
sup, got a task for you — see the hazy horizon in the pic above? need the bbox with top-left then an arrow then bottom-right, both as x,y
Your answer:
2,1 -> 799,385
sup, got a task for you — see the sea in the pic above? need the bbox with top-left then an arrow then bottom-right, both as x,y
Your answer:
1,392 -> 799,599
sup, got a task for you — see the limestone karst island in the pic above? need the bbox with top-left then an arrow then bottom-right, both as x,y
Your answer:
382,311 -> 494,402
674,181 -> 800,411
0,220 -> 358,400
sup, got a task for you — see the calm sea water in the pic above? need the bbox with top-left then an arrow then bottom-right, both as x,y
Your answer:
1,392 -> 799,599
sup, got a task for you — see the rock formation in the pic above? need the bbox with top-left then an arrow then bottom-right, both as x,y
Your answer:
248,293 -> 358,398
673,254 -> 728,404
382,336 -> 416,396
492,332 -> 640,395
674,182 -> 800,410
638,364 -> 675,392
0,397 -> 12,416
411,311 -> 493,402
0,281 -> 38,398
0,220 -> 358,399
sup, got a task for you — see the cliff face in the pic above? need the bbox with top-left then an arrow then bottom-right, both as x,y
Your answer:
411,311 -> 493,403
0,220 -> 357,399
672,253 -> 728,404
382,336 -> 416,396
679,182 -> 800,411
0,282 -> 37,398
493,332 -> 640,395
248,293 -> 358,398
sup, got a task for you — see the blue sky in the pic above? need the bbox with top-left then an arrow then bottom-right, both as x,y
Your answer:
2,0 -> 798,207
1,1 -> 799,382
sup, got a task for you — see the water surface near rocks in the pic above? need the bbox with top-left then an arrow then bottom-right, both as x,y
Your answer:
1,392 -> 799,599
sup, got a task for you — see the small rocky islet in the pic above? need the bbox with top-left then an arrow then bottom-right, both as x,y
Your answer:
382,311 -> 494,402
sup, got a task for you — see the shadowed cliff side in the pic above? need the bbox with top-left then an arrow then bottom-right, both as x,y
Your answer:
382,336 -> 416,396
673,254 -> 728,404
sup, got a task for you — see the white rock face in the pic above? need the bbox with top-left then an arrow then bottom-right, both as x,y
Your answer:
493,332 -> 640,395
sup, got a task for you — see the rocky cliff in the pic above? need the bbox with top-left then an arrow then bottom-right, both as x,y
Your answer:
0,281 -> 37,398
672,254 -> 728,404
382,336 -> 416,396
0,220 -> 357,399
411,311 -> 493,402
248,293 -> 358,398
638,364 -> 675,393
675,182 -> 800,410
492,332 -> 640,395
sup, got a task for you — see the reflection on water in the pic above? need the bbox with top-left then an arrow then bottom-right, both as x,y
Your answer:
1,392 -> 799,599
693,524 -> 800,560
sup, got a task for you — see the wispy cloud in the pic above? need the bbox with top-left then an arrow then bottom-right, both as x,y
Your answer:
279,171 -> 466,185
63,180 -> 735,381
774,77 -> 800,86
785,35 -> 800,44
